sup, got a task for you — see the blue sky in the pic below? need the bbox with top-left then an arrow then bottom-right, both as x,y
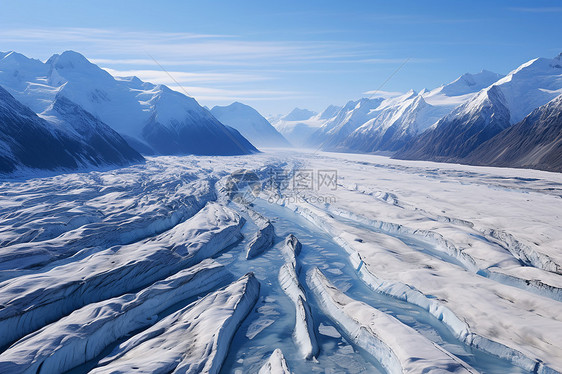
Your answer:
0,0 -> 561,115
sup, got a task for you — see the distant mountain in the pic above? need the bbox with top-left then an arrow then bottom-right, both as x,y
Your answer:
343,93 -> 434,153
0,85 -> 143,174
211,102 -> 290,148
310,70 -> 504,153
271,106 -> 339,147
396,54 -> 562,161
307,98 -> 384,150
281,108 -> 317,122
465,94 -> 562,172
0,50 -> 257,156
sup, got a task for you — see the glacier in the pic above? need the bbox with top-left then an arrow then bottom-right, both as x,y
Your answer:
0,260 -> 229,374
0,151 -> 561,373
258,349 -> 292,374
90,273 -> 260,374
309,267 -> 476,374
0,202 -> 244,348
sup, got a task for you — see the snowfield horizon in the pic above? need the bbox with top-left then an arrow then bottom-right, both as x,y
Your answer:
0,150 -> 561,373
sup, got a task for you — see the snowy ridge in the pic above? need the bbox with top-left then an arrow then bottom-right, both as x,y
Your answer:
0,202 -> 244,348
0,177 -> 215,275
0,84 -> 143,174
0,260 -> 229,374
308,267 -> 476,374
264,186 -> 561,373
211,102 -> 291,148
246,220 -> 275,259
90,273 -> 260,374
484,228 -> 562,275
259,349 -> 292,374
465,93 -> 562,172
278,262 -> 319,360
271,106 -> 339,147
328,206 -> 562,302
308,69 -> 503,153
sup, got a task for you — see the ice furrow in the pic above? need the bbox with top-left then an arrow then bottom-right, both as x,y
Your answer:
326,205 -> 480,272
0,203 -> 243,349
0,181 -> 216,275
0,260 -> 229,374
89,273 -> 260,374
308,267 -> 476,374
484,229 -> 562,275
270,194 -> 561,373
258,349 -> 292,374
246,221 -> 275,259
278,262 -> 319,360
331,206 -> 562,303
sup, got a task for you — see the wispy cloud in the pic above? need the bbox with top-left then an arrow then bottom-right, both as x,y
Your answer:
0,27 -> 388,68
103,68 -> 272,84
362,90 -> 404,98
103,67 -> 306,103
509,6 -> 562,13
167,85 -> 310,103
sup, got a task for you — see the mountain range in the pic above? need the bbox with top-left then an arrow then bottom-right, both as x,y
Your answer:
0,51 -> 257,166
273,53 -> 562,172
396,54 -> 562,161
271,106 -> 341,147
466,94 -> 562,172
306,69 -> 504,153
2,49 -> 562,175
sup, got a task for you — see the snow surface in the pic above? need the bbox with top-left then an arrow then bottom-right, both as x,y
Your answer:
259,149 -> 562,373
0,260 -> 229,374
90,273 -> 259,374
1,151 -> 562,373
258,349 -> 292,374
0,202 -> 244,348
309,267 -> 476,374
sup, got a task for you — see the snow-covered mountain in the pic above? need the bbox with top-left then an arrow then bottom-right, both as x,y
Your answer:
466,94 -> 562,172
271,106 -> 340,147
342,91 -> 441,152
310,70 -> 504,153
307,98 -> 384,150
211,102 -> 290,148
281,108 -> 317,122
0,85 -> 143,174
0,51 -> 257,156
396,53 -> 562,161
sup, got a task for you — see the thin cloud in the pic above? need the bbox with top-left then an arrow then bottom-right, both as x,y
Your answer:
0,27 -> 386,68
362,90 -> 404,98
165,85 -> 310,103
103,68 -> 272,84
509,7 -> 562,13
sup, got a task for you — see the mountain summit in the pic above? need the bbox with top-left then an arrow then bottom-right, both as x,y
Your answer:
211,102 -> 290,148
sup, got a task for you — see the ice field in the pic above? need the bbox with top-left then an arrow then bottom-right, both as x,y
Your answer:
0,150 -> 561,373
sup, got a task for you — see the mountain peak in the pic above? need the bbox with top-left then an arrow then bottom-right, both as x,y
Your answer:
318,104 -> 342,119
47,50 -> 93,70
1,51 -> 29,62
439,69 -> 503,97
282,107 -> 317,121
228,101 -> 250,109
